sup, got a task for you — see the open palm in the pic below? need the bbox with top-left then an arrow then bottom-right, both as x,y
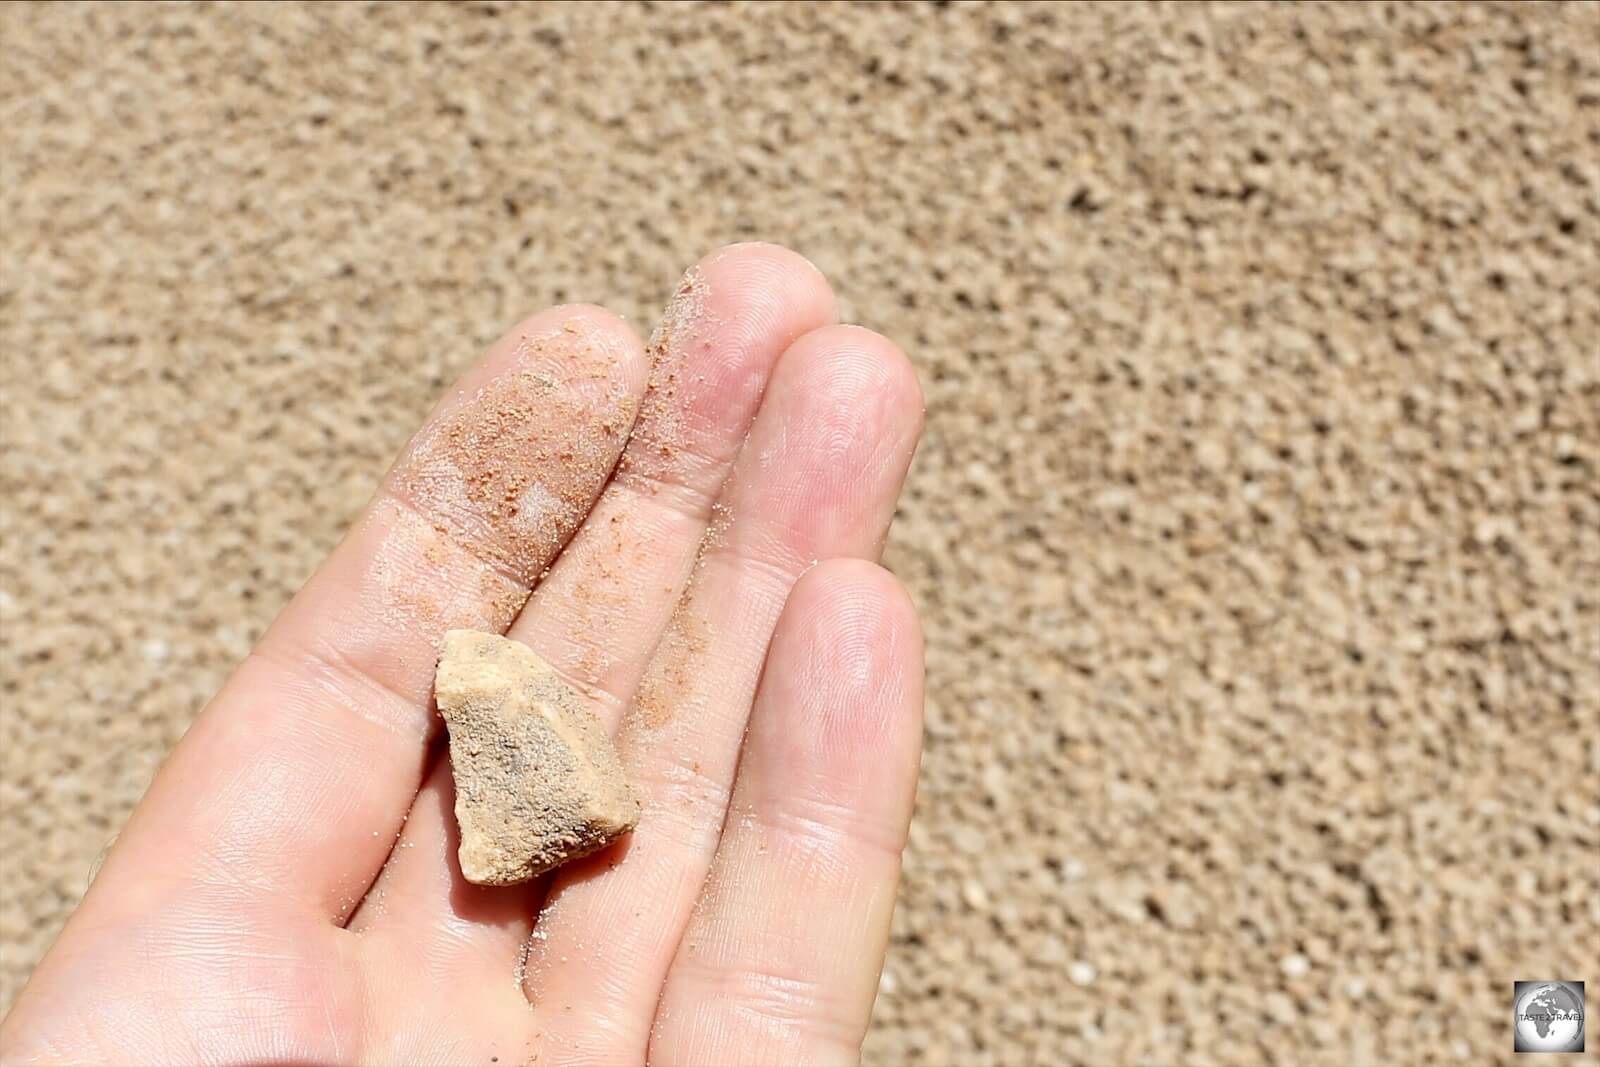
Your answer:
1,244 -> 925,1066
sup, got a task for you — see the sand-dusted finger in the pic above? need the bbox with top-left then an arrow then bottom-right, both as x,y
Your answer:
57,306 -> 648,928
506,243 -> 836,712
648,562 -> 923,1066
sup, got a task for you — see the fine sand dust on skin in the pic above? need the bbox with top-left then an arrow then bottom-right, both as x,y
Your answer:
630,593 -> 713,731
561,512 -> 647,688
630,504 -> 722,731
621,270 -> 739,729
568,266 -> 723,723
365,499 -> 530,641
390,322 -> 640,589
516,265 -> 723,706
615,267 -> 711,491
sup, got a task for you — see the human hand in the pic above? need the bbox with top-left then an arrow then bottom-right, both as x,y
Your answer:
1,244 -> 925,1066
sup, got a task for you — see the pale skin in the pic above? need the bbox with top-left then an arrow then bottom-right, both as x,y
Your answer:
0,244 -> 926,1066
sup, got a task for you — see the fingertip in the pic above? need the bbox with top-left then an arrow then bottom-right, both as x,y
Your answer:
702,241 -> 837,319
856,324 -> 926,440
733,326 -> 923,565
785,324 -> 924,438
384,301 -> 651,587
841,322 -> 924,429
510,301 -> 643,345
765,558 -> 924,765
503,302 -> 651,397
623,244 -> 838,487
689,243 -> 838,346
785,557 -> 922,665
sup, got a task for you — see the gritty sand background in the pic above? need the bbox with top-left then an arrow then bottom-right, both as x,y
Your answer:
3,3 -> 1598,1064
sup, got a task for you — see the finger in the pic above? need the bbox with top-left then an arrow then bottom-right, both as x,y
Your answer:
347,244 -> 833,949
522,325 -> 924,1059
650,561 -> 923,1066
81,307 -> 648,923
350,757 -> 533,982
507,243 -> 836,709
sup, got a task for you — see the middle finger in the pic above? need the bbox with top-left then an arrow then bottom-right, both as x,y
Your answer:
523,323 -> 923,1061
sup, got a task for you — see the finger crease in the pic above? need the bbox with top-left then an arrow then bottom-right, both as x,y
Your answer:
376,485 -> 544,594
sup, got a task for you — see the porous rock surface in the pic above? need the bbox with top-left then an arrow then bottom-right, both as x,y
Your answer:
435,630 -> 639,885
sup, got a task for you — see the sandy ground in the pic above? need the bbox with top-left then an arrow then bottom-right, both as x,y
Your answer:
3,3 -> 1598,1064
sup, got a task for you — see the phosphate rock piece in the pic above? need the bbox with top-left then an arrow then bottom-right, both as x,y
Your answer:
434,629 -> 641,885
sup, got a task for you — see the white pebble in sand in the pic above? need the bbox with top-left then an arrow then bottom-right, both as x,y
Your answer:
1069,961 -> 1097,986
1281,953 -> 1310,977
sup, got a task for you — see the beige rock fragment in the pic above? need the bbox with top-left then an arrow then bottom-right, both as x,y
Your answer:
434,629 -> 640,885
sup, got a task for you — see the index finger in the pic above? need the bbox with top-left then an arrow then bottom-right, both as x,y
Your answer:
86,305 -> 649,920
